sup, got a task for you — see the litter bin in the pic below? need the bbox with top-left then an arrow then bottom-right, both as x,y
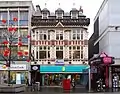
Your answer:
62,79 -> 71,90
35,82 -> 40,91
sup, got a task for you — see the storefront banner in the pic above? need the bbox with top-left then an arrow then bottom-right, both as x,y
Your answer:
40,65 -> 89,73
55,59 -> 64,65
31,65 -> 40,71
103,57 -> 112,64
10,64 -> 27,70
0,64 -> 27,70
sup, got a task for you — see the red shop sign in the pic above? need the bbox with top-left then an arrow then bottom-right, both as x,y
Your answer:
103,57 -> 112,64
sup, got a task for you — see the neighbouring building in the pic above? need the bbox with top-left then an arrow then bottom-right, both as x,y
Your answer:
31,5 -> 90,86
0,1 -> 34,84
89,0 -> 120,88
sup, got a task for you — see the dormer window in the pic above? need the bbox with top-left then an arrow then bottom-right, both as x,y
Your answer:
55,8 -> 64,19
71,12 -> 77,19
57,13 -> 63,19
41,8 -> 50,19
42,13 -> 48,19
70,8 -> 78,19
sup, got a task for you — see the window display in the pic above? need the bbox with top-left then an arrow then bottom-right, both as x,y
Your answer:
10,71 -> 28,84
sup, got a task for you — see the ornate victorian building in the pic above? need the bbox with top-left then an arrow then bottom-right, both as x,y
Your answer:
31,5 -> 90,65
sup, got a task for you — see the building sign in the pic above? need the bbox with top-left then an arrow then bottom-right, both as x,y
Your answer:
10,64 -> 27,70
55,59 -> 64,65
31,65 -> 40,71
103,57 -> 112,64
62,66 -> 65,72
0,64 -> 27,70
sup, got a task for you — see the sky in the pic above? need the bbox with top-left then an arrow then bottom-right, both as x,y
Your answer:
32,0 -> 104,38
2,0 -> 104,38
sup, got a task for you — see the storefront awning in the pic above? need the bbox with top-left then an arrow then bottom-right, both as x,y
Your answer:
40,65 -> 89,73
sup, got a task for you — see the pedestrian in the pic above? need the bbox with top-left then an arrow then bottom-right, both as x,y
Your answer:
31,78 -> 36,91
71,78 -> 75,89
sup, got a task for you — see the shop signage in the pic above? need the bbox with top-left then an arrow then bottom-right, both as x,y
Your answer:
112,67 -> 120,73
10,64 -> 27,70
55,59 -> 64,65
0,64 -> 27,70
31,65 -> 40,71
103,57 -> 112,64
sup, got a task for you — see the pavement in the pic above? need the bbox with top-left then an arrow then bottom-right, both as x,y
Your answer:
0,86 -> 120,94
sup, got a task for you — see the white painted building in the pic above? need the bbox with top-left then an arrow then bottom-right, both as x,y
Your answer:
94,0 -> 120,64
31,6 -> 90,65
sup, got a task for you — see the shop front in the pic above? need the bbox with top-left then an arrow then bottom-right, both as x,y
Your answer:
89,52 -> 115,89
0,64 -> 28,84
31,65 -> 41,84
40,65 -> 89,86
111,65 -> 120,88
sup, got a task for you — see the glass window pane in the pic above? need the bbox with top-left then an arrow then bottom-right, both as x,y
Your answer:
60,34 -> 63,40
0,12 -> 7,20
73,46 -> 76,50
44,46 -> 46,50
56,46 -> 59,50
56,34 -> 59,40
20,11 -> 28,20
73,34 -> 76,39
60,46 -> 63,50
19,29 -> 28,37
9,11 -> 18,20
81,34 -> 83,39
77,46 -> 80,50
77,34 -> 80,39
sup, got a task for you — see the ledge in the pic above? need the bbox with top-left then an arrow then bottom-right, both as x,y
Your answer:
0,84 -> 25,93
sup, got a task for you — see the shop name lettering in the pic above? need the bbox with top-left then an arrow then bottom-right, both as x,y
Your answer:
10,66 -> 24,69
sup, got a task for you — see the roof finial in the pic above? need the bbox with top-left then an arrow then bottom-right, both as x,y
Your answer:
59,2 -> 60,6
79,6 -> 83,13
45,3 -> 47,8
73,2 -> 75,7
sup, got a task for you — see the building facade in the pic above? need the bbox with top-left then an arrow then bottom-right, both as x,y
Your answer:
0,1 -> 34,84
31,5 -> 90,86
90,0 -> 120,88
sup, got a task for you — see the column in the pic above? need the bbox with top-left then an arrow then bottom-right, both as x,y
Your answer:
109,66 -> 112,88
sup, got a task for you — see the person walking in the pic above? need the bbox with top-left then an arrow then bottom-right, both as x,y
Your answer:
31,78 -> 36,91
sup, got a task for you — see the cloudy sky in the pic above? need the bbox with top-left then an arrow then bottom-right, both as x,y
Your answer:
2,0 -> 104,37
32,0 -> 104,38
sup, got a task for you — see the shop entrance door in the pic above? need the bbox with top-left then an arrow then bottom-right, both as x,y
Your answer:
43,74 -> 64,86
